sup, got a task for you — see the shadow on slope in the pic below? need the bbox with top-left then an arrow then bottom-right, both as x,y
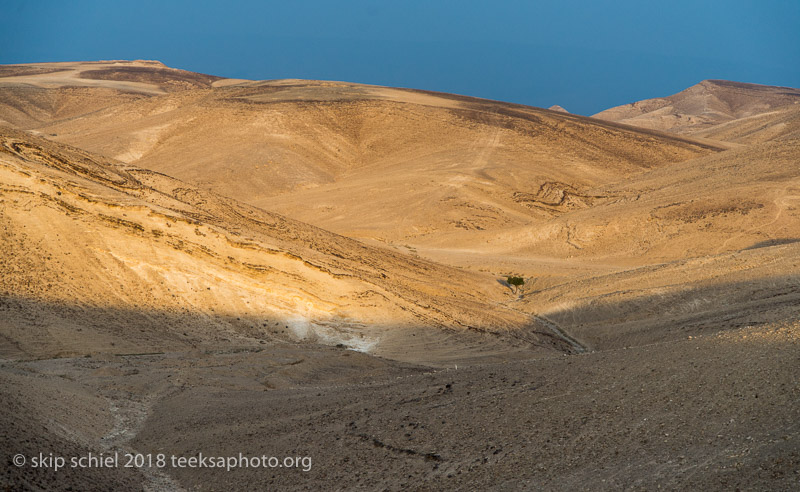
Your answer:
0,294 -> 570,366
538,274 -> 800,351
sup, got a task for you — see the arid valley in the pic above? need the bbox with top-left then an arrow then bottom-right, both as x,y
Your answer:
1,60 -> 798,490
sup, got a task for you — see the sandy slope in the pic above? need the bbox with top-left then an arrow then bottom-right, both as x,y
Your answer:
0,62 -> 719,247
1,127 -> 571,364
689,104 -> 800,144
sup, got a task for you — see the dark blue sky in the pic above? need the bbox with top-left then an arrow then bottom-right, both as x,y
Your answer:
1,0 -> 798,115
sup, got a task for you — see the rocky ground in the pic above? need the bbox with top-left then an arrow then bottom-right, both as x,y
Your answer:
2,321 -> 798,490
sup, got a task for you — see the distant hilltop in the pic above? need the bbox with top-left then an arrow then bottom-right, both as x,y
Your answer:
593,79 -> 800,133
548,105 -> 569,113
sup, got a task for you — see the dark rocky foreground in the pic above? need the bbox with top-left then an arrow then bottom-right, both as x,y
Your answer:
2,322 -> 798,491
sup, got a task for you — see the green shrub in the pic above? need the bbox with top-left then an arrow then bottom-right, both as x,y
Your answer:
506,276 -> 525,293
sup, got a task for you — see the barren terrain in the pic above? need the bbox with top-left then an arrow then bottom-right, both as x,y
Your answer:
1,61 -> 798,490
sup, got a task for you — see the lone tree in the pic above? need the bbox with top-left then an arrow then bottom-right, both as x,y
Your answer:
506,275 -> 525,294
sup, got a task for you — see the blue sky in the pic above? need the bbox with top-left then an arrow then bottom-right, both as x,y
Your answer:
1,0 -> 798,115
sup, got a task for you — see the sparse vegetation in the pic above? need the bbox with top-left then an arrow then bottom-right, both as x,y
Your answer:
506,275 -> 525,294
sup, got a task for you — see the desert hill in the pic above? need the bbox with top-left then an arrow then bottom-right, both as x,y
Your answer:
2,62 -> 797,347
516,138 -> 800,349
0,62 -> 721,247
593,79 -> 800,135
2,61 -> 797,355
0,126 -> 570,363
0,60 -> 230,129
689,103 -> 800,144
0,60 -> 222,94
487,132 -> 800,261
419,119 -> 800,350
